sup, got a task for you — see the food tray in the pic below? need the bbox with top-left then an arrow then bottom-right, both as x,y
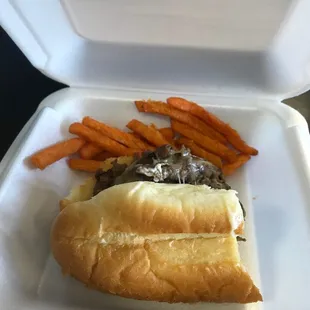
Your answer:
1,88 -> 310,310
2,0 -> 310,309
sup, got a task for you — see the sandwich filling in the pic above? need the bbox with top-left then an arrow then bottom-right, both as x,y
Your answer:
94,145 -> 230,194
93,145 -> 246,220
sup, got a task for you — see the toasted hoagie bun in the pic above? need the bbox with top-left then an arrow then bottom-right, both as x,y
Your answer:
51,229 -> 261,303
51,181 -> 262,303
57,181 -> 244,235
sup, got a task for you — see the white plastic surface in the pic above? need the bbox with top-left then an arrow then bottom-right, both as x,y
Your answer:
1,0 -> 310,309
0,88 -> 310,310
1,0 -> 310,98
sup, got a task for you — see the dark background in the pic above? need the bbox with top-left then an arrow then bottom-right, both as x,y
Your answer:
0,26 -> 66,160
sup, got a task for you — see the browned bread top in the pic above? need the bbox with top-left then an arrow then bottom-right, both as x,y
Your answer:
56,181 -> 244,236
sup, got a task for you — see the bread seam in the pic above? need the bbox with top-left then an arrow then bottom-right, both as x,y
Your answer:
56,232 -> 236,246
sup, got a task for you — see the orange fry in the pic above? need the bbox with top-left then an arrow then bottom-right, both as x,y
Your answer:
167,97 -> 258,155
177,137 -> 222,168
159,128 -> 174,142
135,100 -> 227,144
93,151 -> 115,161
69,123 -> 140,156
127,119 -> 169,147
171,120 -> 237,163
68,159 -> 103,172
30,138 -> 85,170
79,143 -> 102,159
150,123 -> 158,130
70,156 -> 135,174
128,133 -> 155,150
222,154 -> 251,176
159,127 -> 177,148
82,116 -> 147,150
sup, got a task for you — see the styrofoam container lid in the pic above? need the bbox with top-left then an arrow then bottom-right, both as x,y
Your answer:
2,2 -> 310,310
1,0 -> 310,99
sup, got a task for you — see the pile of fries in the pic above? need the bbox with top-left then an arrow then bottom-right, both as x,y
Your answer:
30,97 -> 258,176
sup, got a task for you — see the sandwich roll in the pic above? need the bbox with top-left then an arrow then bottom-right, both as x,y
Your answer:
51,181 -> 262,303
51,231 -> 262,303
59,176 -> 95,211
55,181 -> 244,235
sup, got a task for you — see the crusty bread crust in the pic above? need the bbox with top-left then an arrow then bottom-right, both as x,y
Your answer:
56,181 -> 244,235
51,232 -> 262,303
52,176 -> 261,303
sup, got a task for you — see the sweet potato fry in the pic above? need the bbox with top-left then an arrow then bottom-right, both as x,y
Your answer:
171,120 -> 237,163
82,116 -> 148,150
159,127 -> 177,148
69,123 -> 140,156
30,138 -> 85,170
93,151 -> 115,161
127,119 -> 169,147
159,128 -> 174,142
68,159 -> 103,172
79,143 -> 102,159
150,123 -> 158,131
167,97 -> 258,155
128,133 -> 155,150
222,154 -> 251,176
177,137 -> 222,168
135,100 -> 227,144
69,156 -> 135,173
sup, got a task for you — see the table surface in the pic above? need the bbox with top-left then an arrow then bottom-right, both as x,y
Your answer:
0,26 -> 65,160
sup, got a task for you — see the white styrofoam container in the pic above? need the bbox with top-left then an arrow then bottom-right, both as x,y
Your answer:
1,1 -> 310,310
